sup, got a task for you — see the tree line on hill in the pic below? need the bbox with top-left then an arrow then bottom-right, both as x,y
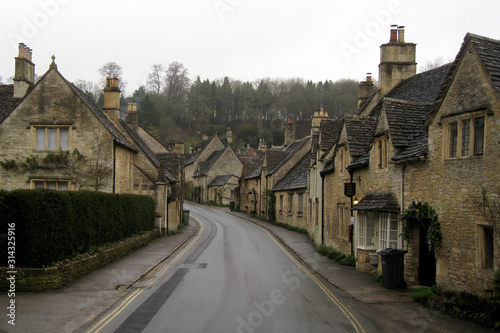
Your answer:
73,61 -> 362,150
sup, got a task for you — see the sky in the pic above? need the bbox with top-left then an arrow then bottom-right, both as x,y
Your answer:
1,0 -> 499,96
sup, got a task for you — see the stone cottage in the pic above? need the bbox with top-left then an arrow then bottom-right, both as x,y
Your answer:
0,44 -> 183,232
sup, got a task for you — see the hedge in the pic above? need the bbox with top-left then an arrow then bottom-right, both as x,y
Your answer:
0,189 -> 156,268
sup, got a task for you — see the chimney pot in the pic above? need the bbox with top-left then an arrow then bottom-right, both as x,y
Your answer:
397,26 -> 405,43
390,24 -> 398,42
366,72 -> 372,82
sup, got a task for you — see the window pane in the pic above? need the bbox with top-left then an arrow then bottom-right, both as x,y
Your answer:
59,128 -> 69,150
474,118 -> 484,156
58,182 -> 68,191
46,181 -> 56,190
48,128 -> 57,150
461,120 -> 470,157
449,122 -> 458,158
34,181 -> 45,189
36,128 -> 45,150
484,227 -> 494,269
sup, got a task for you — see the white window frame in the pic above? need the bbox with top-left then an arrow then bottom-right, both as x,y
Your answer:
358,212 -> 401,250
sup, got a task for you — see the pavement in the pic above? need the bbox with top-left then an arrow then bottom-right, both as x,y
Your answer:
1,206 -> 413,333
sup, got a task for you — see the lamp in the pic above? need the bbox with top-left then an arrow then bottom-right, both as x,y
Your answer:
353,196 -> 359,205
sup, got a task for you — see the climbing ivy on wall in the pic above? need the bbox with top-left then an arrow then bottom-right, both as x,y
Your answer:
402,202 -> 442,255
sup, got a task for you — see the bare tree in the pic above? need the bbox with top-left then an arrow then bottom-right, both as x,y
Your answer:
164,61 -> 191,117
98,62 -> 127,94
74,79 -> 101,104
146,64 -> 165,94
420,56 -> 445,72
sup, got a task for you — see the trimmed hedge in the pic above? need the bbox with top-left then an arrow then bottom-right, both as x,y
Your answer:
0,189 -> 156,268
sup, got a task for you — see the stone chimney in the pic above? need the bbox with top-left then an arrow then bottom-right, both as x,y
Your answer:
13,43 -> 35,98
284,117 -> 295,146
202,133 -> 208,141
358,73 -> 375,108
103,76 -> 121,123
126,102 -> 138,130
311,108 -> 329,136
173,143 -> 185,154
226,127 -> 233,144
379,25 -> 416,95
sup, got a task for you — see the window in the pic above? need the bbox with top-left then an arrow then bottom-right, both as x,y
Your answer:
339,147 -> 347,173
297,193 -> 304,216
279,195 -> 284,215
376,137 -> 388,168
288,194 -> 293,215
379,213 -> 400,249
358,212 -> 401,250
358,212 -> 375,248
446,116 -> 484,159
34,126 -> 70,151
482,226 -> 494,269
32,179 -> 69,191
338,204 -> 350,238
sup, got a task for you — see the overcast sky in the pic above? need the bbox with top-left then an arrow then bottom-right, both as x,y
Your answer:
1,0 -> 499,95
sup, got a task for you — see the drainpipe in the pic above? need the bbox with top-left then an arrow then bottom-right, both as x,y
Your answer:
401,164 -> 406,214
349,169 -> 354,254
321,172 -> 325,245
112,141 -> 116,193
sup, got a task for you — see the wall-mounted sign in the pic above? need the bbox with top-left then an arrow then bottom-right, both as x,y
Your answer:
344,182 -> 356,197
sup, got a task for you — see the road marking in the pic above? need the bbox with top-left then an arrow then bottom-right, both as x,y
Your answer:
86,219 -> 205,333
235,215 -> 366,333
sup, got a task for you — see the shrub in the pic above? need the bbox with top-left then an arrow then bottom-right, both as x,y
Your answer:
316,244 -> 354,266
0,189 -> 155,268
412,287 -> 436,304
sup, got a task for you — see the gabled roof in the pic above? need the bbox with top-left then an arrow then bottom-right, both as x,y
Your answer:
344,115 -> 377,158
195,148 -> 226,177
266,136 -> 311,176
427,33 -> 500,127
185,135 -> 225,166
319,119 -> 344,152
158,153 -> 183,183
273,152 -> 310,192
242,157 -> 262,179
65,74 -> 136,152
208,174 -> 233,187
470,33 -> 500,101
383,98 -> 433,148
357,63 -> 452,118
0,85 -> 21,123
351,192 -> 400,214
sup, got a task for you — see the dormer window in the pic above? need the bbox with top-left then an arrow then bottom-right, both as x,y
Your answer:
33,126 -> 70,151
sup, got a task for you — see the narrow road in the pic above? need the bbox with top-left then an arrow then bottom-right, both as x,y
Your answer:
83,203 -> 376,332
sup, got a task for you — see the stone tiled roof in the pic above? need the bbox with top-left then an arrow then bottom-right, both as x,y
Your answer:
344,115 -> 377,158
351,192 -> 400,214
384,98 -> 433,148
67,79 -> 137,152
242,157 -> 262,179
320,119 -> 343,152
391,131 -> 428,162
0,85 -> 20,124
469,33 -> 500,101
160,153 -> 183,183
185,139 -> 210,165
428,33 -> 500,127
266,136 -> 311,176
208,174 -> 232,187
195,148 -> 225,177
273,152 -> 310,192
320,160 -> 335,175
245,159 -> 263,180
358,63 -> 452,118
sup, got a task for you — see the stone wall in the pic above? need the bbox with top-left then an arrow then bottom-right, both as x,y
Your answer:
0,229 -> 160,292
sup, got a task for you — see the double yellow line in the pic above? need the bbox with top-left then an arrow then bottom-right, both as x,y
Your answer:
237,216 -> 365,333
87,219 -> 204,333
